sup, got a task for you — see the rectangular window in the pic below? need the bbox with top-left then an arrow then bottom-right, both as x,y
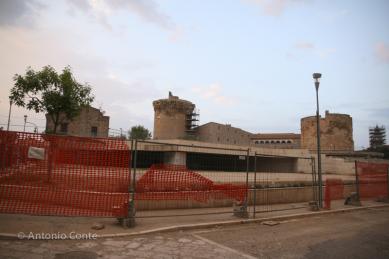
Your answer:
91,126 -> 98,137
60,123 -> 68,133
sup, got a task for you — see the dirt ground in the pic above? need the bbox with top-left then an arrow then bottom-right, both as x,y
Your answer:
0,207 -> 388,258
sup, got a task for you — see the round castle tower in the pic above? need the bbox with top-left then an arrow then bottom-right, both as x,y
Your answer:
153,92 -> 196,140
301,110 -> 354,151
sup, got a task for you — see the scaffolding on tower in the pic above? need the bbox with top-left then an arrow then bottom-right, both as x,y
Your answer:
185,108 -> 200,137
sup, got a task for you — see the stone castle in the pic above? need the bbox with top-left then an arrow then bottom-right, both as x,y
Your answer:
153,93 -> 354,151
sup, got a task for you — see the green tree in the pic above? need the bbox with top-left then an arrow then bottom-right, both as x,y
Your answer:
128,125 -> 152,140
10,66 -> 94,134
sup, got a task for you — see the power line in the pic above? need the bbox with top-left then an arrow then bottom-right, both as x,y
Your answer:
0,123 -> 46,129
0,114 -> 46,121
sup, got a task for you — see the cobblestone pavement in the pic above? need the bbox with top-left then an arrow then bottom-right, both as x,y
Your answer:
0,231 -> 252,259
1,207 -> 389,259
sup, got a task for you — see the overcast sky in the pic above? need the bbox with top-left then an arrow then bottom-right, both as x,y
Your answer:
0,0 -> 388,149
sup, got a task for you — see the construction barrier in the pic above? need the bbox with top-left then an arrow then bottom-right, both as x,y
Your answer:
324,178 -> 344,209
1,134 -> 319,220
0,131 -> 130,217
135,164 -> 247,203
356,161 -> 389,200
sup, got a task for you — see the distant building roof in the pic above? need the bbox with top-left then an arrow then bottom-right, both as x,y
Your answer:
251,133 -> 301,140
197,122 -> 253,135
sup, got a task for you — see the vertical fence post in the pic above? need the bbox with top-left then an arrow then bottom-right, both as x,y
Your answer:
354,160 -> 360,202
386,164 -> 389,200
253,152 -> 257,219
234,148 -> 249,218
1,137 -> 7,171
47,141 -> 53,183
124,139 -> 136,228
246,148 -> 250,210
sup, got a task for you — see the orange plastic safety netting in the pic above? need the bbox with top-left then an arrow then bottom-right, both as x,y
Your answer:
135,164 -> 247,203
324,178 -> 344,209
356,161 -> 388,200
0,131 -> 130,217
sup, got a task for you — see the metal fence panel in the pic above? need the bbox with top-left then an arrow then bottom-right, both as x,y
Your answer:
252,153 -> 316,217
132,140 -> 249,218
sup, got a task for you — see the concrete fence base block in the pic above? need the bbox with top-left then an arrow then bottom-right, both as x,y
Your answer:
376,197 -> 389,203
308,201 -> 319,211
344,192 -> 361,206
233,204 -> 249,218
117,217 -> 136,228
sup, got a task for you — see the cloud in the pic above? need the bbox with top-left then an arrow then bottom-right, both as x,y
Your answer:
192,83 -> 236,106
244,0 -> 308,16
67,0 -> 175,31
0,24 -> 159,133
321,9 -> 350,24
317,48 -> 336,59
288,41 -> 336,60
0,0 -> 45,27
294,42 -> 315,49
368,107 -> 389,119
375,42 -> 389,63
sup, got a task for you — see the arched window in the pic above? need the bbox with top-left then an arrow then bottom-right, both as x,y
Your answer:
255,141 -> 259,144
287,140 -> 292,144
260,141 -> 264,144
270,140 -> 275,144
281,140 -> 286,144
276,140 -> 280,144
265,141 -> 269,144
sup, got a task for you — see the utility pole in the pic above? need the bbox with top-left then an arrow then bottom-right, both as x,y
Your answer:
7,100 -> 12,131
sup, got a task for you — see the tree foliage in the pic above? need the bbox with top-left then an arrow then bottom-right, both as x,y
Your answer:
10,66 -> 94,133
128,125 -> 152,140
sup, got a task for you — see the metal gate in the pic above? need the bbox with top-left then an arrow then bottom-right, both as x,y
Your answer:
251,152 -> 317,218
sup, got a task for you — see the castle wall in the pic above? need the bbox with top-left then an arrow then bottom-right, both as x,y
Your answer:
196,122 -> 252,146
251,133 -> 301,149
45,106 -> 109,137
301,111 -> 354,151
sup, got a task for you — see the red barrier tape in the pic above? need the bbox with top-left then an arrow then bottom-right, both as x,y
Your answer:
356,161 -> 388,200
324,178 -> 344,209
0,131 -> 130,217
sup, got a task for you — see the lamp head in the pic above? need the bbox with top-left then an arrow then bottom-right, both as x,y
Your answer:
313,73 -> 322,90
313,73 -> 322,82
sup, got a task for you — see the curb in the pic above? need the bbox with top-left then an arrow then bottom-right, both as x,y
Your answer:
1,204 -> 388,240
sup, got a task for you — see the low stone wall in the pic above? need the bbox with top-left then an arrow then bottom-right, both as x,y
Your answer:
135,184 -> 357,211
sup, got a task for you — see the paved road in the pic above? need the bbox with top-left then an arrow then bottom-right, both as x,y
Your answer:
197,207 -> 389,259
0,207 -> 388,258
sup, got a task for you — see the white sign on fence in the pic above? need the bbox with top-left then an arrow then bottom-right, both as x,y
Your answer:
28,147 -> 45,160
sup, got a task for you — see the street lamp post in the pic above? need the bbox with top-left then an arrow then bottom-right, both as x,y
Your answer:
23,115 -> 27,132
7,100 -> 12,131
313,73 -> 323,208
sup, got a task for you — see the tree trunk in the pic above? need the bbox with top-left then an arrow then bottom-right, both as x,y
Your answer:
51,113 -> 59,134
